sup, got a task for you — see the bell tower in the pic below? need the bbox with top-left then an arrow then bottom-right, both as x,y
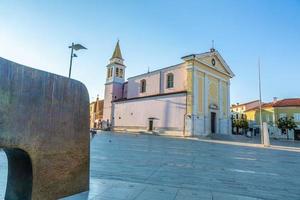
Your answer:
103,41 -> 126,124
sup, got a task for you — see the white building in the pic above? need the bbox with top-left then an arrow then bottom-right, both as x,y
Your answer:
103,41 -> 235,137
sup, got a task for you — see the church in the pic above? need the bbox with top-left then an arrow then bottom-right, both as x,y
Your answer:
103,41 -> 234,137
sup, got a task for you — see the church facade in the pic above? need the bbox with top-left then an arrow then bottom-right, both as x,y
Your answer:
103,41 -> 234,136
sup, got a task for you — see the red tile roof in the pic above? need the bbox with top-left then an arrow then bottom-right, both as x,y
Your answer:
231,100 -> 260,108
245,98 -> 300,111
245,102 -> 273,111
273,98 -> 300,107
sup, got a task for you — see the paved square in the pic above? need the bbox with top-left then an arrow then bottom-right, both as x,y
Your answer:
1,132 -> 300,199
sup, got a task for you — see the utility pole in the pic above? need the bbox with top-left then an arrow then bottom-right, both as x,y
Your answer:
258,58 -> 263,144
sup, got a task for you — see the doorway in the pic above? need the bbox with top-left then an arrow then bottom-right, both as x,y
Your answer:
295,130 -> 300,140
148,119 -> 154,131
211,112 -> 216,134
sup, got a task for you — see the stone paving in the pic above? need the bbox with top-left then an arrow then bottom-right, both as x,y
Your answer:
1,132 -> 300,199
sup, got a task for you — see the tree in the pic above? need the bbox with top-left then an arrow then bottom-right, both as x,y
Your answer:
232,118 -> 239,134
239,118 -> 249,134
277,116 -> 297,140
232,118 -> 249,135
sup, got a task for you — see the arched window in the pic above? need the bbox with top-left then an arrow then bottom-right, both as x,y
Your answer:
115,68 -> 119,77
109,68 -> 112,77
107,68 -> 110,78
167,73 -> 174,88
107,68 -> 113,78
119,68 -> 123,78
140,79 -> 146,93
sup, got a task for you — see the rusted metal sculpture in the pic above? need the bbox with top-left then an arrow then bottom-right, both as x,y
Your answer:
0,57 -> 90,200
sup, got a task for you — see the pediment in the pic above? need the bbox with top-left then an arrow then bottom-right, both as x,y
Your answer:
196,52 -> 234,77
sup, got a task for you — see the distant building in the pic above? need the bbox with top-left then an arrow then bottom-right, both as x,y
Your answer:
90,97 -> 104,128
244,98 -> 300,140
231,100 -> 260,114
102,41 -> 234,136
231,100 -> 260,119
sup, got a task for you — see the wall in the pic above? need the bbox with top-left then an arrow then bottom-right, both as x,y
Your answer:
103,83 -> 113,121
103,82 -> 123,122
192,60 -> 231,136
245,107 -> 274,126
274,107 -> 300,126
112,93 -> 187,136
126,64 -> 186,99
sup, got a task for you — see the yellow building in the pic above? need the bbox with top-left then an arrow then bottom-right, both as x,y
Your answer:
90,97 -> 104,129
244,98 -> 300,140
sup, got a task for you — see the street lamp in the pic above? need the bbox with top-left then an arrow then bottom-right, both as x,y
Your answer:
68,43 -> 87,78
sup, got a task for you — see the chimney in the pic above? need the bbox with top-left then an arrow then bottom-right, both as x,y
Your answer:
273,97 -> 278,103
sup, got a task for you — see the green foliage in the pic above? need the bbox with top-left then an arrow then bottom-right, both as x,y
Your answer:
277,117 -> 297,134
233,118 -> 249,132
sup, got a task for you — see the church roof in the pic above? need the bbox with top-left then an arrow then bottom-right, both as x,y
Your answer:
111,40 -> 123,60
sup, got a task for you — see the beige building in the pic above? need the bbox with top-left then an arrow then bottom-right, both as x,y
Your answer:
231,100 -> 260,114
90,97 -> 104,128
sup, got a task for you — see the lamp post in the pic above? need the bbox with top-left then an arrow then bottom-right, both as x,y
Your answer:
68,43 -> 87,78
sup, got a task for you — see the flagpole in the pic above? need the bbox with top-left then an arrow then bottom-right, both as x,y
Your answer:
258,58 -> 263,144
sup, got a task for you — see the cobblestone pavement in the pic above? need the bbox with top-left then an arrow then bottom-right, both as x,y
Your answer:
1,132 -> 300,199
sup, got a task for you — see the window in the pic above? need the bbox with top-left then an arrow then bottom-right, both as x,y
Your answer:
107,68 -> 113,78
166,73 -> 174,88
108,68 -> 113,77
116,68 -> 119,77
107,68 -> 110,78
119,68 -> 123,78
279,113 -> 287,119
140,79 -> 146,93
294,113 -> 300,122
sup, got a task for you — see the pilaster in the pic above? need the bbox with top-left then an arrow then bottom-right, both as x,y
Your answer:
227,81 -> 231,134
204,73 -> 209,134
218,79 -> 223,134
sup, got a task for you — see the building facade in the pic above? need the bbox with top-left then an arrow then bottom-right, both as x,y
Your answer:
90,97 -> 104,128
103,42 -> 234,136
244,98 -> 300,140
231,100 -> 260,116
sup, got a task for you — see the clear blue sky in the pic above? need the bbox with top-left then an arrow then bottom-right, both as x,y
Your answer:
0,0 -> 299,103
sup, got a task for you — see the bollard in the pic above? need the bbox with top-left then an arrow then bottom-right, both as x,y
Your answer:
263,122 -> 270,147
